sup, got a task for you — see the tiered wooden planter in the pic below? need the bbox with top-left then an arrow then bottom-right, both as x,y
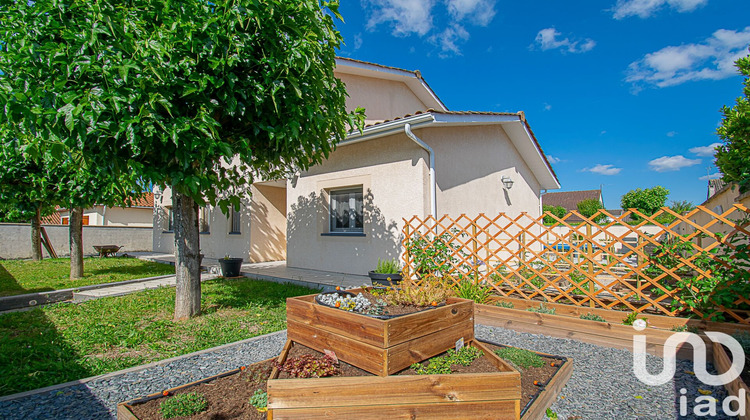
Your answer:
286,291 -> 475,375
267,339 -> 522,419
713,342 -> 750,420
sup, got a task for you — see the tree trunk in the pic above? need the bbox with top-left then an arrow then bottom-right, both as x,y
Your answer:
173,190 -> 202,320
69,207 -> 84,279
31,206 -> 42,261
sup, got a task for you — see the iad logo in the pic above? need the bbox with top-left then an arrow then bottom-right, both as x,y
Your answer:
632,320 -> 746,416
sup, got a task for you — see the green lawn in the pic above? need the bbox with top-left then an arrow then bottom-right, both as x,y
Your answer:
0,277 -> 317,396
0,257 -> 176,297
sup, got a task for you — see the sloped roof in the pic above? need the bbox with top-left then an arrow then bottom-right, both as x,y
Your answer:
542,190 -> 602,211
707,178 -> 728,200
128,192 -> 154,208
41,211 -> 61,225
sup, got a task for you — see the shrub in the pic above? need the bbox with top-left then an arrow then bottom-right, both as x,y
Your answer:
405,231 -> 465,276
577,199 -> 606,223
159,392 -> 208,419
494,347 -> 544,370
543,205 -> 567,224
380,276 -> 453,307
374,258 -> 401,274
452,276 -> 492,304
410,346 -> 483,375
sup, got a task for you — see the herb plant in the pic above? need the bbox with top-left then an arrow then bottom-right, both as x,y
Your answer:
274,354 -> 338,378
374,258 -> 401,274
527,303 -> 556,314
622,311 -> 647,326
452,276 -> 493,304
494,347 -> 544,370
580,313 -> 606,322
495,301 -> 515,308
159,392 -> 208,419
380,277 -> 453,307
249,389 -> 268,411
410,346 -> 483,375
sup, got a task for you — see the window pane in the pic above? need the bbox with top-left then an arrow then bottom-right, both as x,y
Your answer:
330,188 -> 364,232
333,193 -> 351,229
354,192 -> 363,228
231,208 -> 241,233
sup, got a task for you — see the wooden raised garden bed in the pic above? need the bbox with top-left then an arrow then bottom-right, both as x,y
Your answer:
713,341 -> 750,420
286,290 -> 475,376
267,339 -> 520,419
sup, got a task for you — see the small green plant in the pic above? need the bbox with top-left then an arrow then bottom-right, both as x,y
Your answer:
527,303 -> 556,314
452,276 -> 492,304
410,346 -> 483,375
670,325 -> 700,333
622,311 -> 647,326
273,354 -> 338,378
546,407 -> 559,420
374,258 -> 401,274
495,301 -> 515,308
159,392 -> 208,419
380,276 -> 453,307
580,313 -> 606,322
494,347 -> 544,370
249,389 -> 268,411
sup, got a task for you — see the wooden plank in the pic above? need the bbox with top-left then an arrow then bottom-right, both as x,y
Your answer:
473,340 -> 516,373
477,305 -> 710,360
713,342 -> 750,420
40,226 -> 57,259
286,295 -> 387,347
287,319 -> 386,375
385,319 -> 475,375
385,299 -> 474,347
270,339 -> 294,380
116,403 -> 139,420
269,400 -> 520,420
522,359 -> 574,420
268,372 -> 520,409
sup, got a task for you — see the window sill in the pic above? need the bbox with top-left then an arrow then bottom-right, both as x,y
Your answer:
200,232 -> 210,235
228,232 -> 241,235
162,231 -> 174,234
321,232 -> 366,237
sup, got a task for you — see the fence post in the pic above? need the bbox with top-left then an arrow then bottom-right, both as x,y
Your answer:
472,224 -> 478,284
586,223 -> 594,308
404,224 -> 410,279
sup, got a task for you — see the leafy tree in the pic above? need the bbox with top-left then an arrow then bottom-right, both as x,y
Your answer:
1,0 -> 363,319
670,200 -> 695,215
576,199 -> 605,223
716,50 -> 750,193
542,205 -> 567,224
621,186 -> 670,221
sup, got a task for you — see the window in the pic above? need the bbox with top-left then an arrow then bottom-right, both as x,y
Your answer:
329,188 -> 363,233
61,216 -> 69,225
199,207 -> 210,233
230,206 -> 241,234
165,207 -> 174,232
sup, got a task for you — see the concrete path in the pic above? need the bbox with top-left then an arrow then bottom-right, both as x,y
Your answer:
72,273 -> 220,302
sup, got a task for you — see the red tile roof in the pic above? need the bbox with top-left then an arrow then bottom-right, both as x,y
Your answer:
542,190 -> 602,211
128,192 -> 154,208
41,212 -> 61,225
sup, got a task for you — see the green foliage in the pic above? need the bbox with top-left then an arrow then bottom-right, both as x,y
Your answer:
495,301 -> 515,308
406,231 -> 466,276
580,313 -> 607,322
160,392 -> 208,419
577,199 -> 606,223
670,325 -> 700,333
249,389 -> 268,410
546,408 -> 559,420
0,277 -> 316,396
410,346 -> 483,375
620,186 -> 670,221
527,303 -> 556,314
568,270 -> 592,295
494,347 -> 544,370
622,311 -> 647,326
731,331 -> 750,355
716,50 -> 750,193
670,200 -> 696,215
543,205 -> 567,224
452,276 -> 493,304
516,267 -> 547,290
374,258 -> 401,274
379,277 -> 453,307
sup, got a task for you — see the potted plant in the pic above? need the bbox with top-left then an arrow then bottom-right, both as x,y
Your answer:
368,258 -> 403,286
219,254 -> 244,277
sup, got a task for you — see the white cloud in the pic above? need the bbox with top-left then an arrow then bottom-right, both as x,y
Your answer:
648,155 -> 701,172
699,173 -> 723,180
612,0 -> 707,19
584,164 -> 622,175
666,131 -> 677,137
689,142 -> 722,156
364,0 -> 496,57
430,24 -> 470,56
547,155 -> 561,164
534,28 -> 596,54
626,27 -> 750,89
364,0 -> 436,37
353,33 -> 363,50
543,102 -> 552,111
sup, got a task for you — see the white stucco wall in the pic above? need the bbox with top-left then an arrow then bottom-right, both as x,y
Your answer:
0,223 -> 152,259
335,73 -> 428,122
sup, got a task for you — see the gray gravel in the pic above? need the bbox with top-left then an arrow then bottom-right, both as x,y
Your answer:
476,325 -> 736,420
0,326 -> 739,419
0,331 -> 287,420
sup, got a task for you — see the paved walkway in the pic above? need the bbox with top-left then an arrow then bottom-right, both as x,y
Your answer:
129,252 -> 370,291
72,273 -> 220,302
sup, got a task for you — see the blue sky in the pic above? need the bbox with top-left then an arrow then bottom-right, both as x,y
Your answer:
333,0 -> 750,209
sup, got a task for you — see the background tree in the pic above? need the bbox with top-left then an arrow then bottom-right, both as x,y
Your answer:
576,199 -> 606,223
1,0 -> 363,319
542,205 -> 567,224
669,200 -> 696,215
716,50 -> 750,193
620,186 -> 670,221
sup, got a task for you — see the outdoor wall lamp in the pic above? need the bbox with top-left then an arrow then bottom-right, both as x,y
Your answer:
501,175 -> 514,190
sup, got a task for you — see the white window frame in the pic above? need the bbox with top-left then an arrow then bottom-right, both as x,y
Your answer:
329,188 -> 364,233
229,206 -> 241,234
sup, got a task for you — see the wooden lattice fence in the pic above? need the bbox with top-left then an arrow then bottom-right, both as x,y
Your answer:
401,205 -> 750,323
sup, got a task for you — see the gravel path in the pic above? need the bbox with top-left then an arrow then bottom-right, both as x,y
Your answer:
0,326 -> 739,419
0,331 -> 288,420
476,325 -> 736,420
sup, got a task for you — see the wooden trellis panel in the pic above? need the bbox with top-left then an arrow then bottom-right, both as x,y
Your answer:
402,205 -> 750,323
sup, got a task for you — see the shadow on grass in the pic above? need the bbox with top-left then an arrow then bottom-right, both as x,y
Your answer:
86,258 -> 174,278
203,276 -> 319,310
0,262 -> 56,296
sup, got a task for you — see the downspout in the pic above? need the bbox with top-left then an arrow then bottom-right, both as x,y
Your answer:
404,123 -> 436,219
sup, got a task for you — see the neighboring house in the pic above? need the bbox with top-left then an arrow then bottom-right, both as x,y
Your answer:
683,179 -> 749,246
41,193 -> 155,227
153,57 -> 561,275
541,189 -> 606,221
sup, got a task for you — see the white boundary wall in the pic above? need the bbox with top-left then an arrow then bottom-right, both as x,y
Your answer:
0,223 -> 152,259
